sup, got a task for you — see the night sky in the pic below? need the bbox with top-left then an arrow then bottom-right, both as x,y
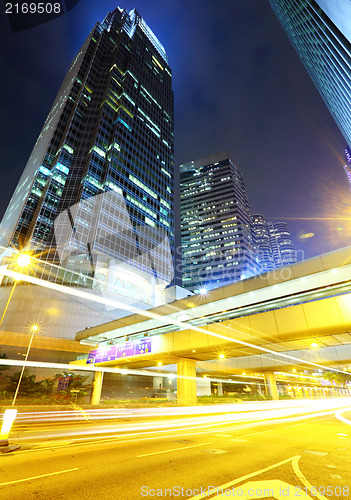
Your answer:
1,0 -> 349,261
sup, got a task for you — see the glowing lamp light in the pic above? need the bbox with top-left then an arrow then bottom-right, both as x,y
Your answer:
157,361 -> 163,366
219,353 -> 225,360
0,409 -> 17,442
198,287 -> 208,296
311,343 -> 318,348
17,254 -> 31,267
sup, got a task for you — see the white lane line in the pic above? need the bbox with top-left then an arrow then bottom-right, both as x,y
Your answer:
231,429 -> 274,440
0,468 -> 79,487
325,464 -> 337,468
329,474 -> 342,479
137,442 -> 212,458
283,423 -> 306,429
337,433 -> 348,436
189,455 -> 300,500
335,410 -> 351,426
292,456 -> 328,500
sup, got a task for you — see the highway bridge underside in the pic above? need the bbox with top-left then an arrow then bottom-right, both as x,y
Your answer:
77,247 -> 351,405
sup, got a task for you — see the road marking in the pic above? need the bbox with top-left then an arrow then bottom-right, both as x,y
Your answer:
220,479 -> 312,499
292,456 -> 328,500
231,429 -> 273,440
329,474 -> 342,479
283,423 -> 306,428
189,455 -> 300,499
0,467 -> 79,486
335,410 -> 351,426
303,450 -> 328,456
202,449 -> 227,455
137,441 -> 211,458
325,464 -> 337,469
33,440 -> 74,448
337,433 -> 348,436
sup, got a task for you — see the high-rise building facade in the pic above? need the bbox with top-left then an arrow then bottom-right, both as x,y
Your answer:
344,146 -> 351,189
0,8 -> 174,300
251,215 -> 276,272
267,221 -> 297,267
270,0 -> 351,146
252,215 -> 297,272
180,152 -> 258,292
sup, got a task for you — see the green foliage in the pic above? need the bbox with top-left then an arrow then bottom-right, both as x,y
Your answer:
5,369 -> 90,400
53,371 -> 91,399
0,348 -> 9,376
6,370 -> 44,396
323,371 -> 351,387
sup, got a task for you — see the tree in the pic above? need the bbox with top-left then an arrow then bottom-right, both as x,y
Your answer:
323,371 -> 351,387
5,370 -> 57,397
0,348 -> 9,376
54,371 -> 91,399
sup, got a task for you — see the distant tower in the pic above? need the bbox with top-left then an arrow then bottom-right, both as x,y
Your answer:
251,215 -> 275,272
180,152 -> 258,292
267,221 -> 297,267
270,0 -> 351,146
344,146 -> 351,190
0,7 -> 174,296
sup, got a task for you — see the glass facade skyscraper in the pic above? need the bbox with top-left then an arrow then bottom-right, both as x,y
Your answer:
180,152 -> 258,292
252,215 -> 297,272
251,215 -> 276,272
344,146 -> 351,190
270,0 -> 351,146
267,221 -> 297,268
0,8 -> 174,299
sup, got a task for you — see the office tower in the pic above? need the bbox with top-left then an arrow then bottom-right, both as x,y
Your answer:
270,0 -> 351,146
252,215 -> 297,272
267,221 -> 297,267
0,8 -> 174,298
251,215 -> 276,272
344,146 -> 351,190
180,152 -> 258,293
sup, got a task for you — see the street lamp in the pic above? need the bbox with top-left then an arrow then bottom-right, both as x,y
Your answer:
0,253 -> 31,329
11,324 -> 39,406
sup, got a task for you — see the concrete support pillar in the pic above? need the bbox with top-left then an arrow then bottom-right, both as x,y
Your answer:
153,377 -> 163,390
217,381 -> 223,396
90,371 -> 103,405
177,359 -> 197,406
264,371 -> 279,400
196,377 -> 211,396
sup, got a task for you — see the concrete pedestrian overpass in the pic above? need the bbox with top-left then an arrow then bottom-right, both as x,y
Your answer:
76,246 -> 351,404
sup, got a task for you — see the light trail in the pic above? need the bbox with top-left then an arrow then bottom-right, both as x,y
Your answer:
0,266 -> 348,377
5,400 -> 351,445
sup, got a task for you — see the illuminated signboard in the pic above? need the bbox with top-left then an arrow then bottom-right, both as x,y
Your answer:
87,338 -> 151,364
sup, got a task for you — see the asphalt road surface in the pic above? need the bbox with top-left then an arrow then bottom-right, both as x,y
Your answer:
1,400 -> 351,499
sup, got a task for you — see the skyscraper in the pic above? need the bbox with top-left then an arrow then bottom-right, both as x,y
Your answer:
251,215 -> 276,272
0,8 -> 174,298
267,221 -> 297,267
252,215 -> 297,272
344,146 -> 351,190
270,0 -> 351,146
180,152 -> 258,292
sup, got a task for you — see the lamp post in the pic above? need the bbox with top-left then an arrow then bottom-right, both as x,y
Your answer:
0,253 -> 31,329
12,325 -> 38,406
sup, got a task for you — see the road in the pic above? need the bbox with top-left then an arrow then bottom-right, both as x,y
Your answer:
1,399 -> 351,499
